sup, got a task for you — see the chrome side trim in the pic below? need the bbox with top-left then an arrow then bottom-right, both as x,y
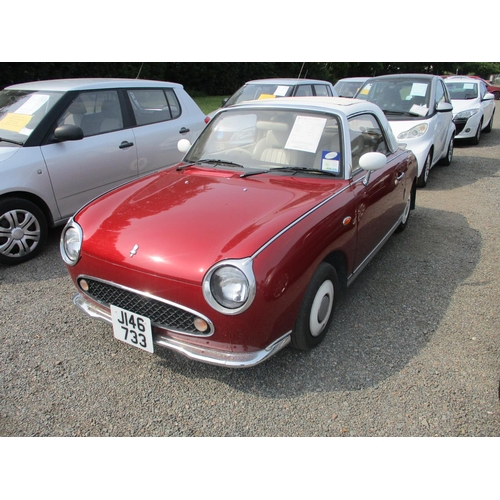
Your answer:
252,184 -> 351,259
74,293 -> 290,368
346,214 -> 403,287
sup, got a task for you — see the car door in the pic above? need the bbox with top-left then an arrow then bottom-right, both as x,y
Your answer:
432,79 -> 452,161
125,88 -> 200,176
348,113 -> 409,270
479,81 -> 495,127
41,90 -> 139,219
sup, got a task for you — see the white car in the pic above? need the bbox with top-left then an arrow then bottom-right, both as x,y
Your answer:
208,78 -> 338,119
356,74 -> 455,187
0,78 -> 208,265
445,76 -> 495,144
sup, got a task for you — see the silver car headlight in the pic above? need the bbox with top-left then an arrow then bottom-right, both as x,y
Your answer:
397,123 -> 428,140
454,109 -> 479,120
203,258 -> 256,314
60,220 -> 83,266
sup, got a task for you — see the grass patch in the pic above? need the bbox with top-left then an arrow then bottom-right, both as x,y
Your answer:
193,95 -> 229,114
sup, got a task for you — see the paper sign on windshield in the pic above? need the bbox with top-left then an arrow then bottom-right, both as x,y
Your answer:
285,116 -> 327,153
0,113 -> 32,132
274,86 -> 290,97
15,94 -> 50,114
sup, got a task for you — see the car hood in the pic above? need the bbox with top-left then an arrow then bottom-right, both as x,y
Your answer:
0,145 -> 21,164
449,99 -> 480,115
76,165 -> 345,284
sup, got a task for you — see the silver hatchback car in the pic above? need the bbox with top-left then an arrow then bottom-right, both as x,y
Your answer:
0,78 -> 208,264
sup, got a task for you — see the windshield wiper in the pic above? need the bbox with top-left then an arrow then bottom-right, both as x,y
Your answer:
196,158 -> 244,168
0,136 -> 24,146
241,166 -> 338,178
382,110 -> 409,116
177,158 -> 245,171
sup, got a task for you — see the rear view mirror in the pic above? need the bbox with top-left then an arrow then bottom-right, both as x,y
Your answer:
178,139 -> 191,153
54,124 -> 84,142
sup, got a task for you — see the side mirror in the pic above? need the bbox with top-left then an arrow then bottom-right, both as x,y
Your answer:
436,102 -> 453,113
178,139 -> 191,153
482,92 -> 495,101
359,152 -> 387,171
359,152 -> 387,186
53,124 -> 84,142
222,98 -> 229,106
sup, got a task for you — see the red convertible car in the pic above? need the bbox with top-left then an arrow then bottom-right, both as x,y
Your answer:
61,97 -> 418,367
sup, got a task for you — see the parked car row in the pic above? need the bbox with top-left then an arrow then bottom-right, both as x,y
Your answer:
2,73 -> 495,368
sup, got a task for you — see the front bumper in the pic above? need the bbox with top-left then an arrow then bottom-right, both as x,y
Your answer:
73,293 -> 291,368
453,114 -> 481,139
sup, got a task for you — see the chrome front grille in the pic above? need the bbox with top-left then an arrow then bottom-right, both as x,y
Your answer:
79,277 -> 213,336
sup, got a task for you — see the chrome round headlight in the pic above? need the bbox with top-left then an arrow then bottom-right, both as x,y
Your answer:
60,220 -> 83,266
203,259 -> 256,314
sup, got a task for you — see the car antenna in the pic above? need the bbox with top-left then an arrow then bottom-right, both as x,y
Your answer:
136,63 -> 144,79
297,62 -> 305,79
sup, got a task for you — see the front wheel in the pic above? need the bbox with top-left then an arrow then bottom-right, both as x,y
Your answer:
484,110 -> 494,133
291,262 -> 339,351
417,151 -> 432,188
439,136 -> 454,166
471,119 -> 482,145
0,198 -> 48,265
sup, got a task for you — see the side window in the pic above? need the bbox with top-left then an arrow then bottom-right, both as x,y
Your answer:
313,84 -> 331,97
58,90 -> 123,137
294,85 -> 313,97
348,114 -> 389,172
127,88 -> 181,126
435,81 -> 446,106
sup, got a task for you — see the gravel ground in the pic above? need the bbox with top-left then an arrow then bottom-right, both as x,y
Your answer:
1,104 -> 499,440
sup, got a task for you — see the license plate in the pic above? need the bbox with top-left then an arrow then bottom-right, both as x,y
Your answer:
110,305 -> 154,353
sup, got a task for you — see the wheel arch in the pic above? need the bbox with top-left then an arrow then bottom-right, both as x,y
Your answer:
323,250 -> 348,291
0,191 -> 55,227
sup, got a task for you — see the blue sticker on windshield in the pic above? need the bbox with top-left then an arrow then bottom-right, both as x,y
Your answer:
321,151 -> 340,173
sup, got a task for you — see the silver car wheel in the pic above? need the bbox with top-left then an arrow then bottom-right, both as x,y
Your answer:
0,199 -> 47,264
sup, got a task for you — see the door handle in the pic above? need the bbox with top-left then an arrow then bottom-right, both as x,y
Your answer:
179,127 -> 190,134
396,172 -> 405,181
119,141 -> 134,149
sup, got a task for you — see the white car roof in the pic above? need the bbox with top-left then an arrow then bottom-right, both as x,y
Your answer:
232,96 -> 380,117
6,78 -> 183,92
445,76 -> 479,84
245,78 -> 332,85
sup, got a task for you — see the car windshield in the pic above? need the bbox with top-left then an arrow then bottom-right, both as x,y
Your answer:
185,108 -> 343,176
357,80 -> 431,116
334,81 -> 364,98
445,82 -> 479,100
0,89 -> 64,145
225,84 -> 295,107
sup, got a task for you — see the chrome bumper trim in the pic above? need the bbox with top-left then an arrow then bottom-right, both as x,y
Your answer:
73,293 -> 291,368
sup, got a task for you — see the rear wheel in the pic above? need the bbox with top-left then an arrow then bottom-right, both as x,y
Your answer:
395,188 -> 412,233
291,262 -> 339,351
0,198 -> 48,265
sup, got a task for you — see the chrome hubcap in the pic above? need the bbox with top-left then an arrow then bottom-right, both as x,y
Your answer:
309,280 -> 334,337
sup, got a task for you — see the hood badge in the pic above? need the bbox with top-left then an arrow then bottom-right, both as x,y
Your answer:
129,244 -> 139,257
